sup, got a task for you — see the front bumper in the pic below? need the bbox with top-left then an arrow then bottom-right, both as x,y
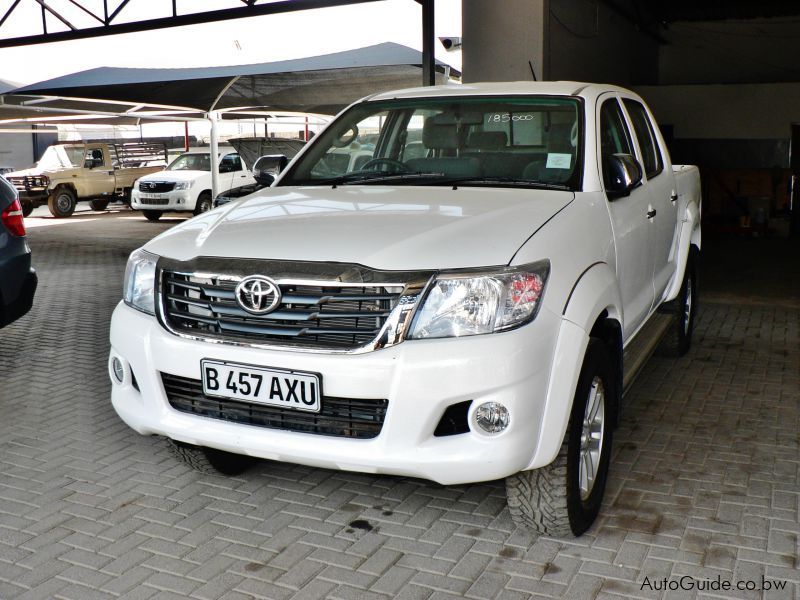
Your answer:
109,301 -> 560,485
131,189 -> 193,211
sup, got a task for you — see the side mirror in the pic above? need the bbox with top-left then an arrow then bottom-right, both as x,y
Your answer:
605,154 -> 643,199
253,154 -> 288,186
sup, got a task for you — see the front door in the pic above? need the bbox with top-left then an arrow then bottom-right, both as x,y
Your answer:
598,95 -> 655,341
82,146 -> 115,197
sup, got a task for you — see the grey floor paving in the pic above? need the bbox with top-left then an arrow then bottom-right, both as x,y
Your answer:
1,207 -> 799,599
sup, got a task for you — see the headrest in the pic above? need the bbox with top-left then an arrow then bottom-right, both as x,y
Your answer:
423,118 -> 458,149
467,131 -> 508,151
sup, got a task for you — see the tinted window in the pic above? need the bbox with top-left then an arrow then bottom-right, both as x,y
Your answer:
623,99 -> 663,178
221,154 -> 243,172
0,176 -> 16,209
599,99 -> 634,189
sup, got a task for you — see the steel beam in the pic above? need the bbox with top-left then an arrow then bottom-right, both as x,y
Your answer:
420,0 -> 435,86
0,0 -> 387,48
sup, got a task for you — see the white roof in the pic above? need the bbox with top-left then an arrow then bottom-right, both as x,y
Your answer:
367,81 -> 634,102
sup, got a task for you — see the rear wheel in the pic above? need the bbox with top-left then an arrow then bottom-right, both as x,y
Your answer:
506,339 -> 616,537
89,199 -> 110,211
659,248 -> 698,357
143,210 -> 163,222
167,440 -> 257,476
47,187 -> 76,218
194,191 -> 212,216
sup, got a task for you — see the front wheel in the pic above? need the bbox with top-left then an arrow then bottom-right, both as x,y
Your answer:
47,187 -> 76,218
506,339 -> 616,537
20,200 -> 33,217
193,192 -> 212,216
167,440 -> 257,476
143,210 -> 163,222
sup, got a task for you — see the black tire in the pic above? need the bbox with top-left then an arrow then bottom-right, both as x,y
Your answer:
658,248 -> 698,357
143,210 -> 163,222
166,440 -> 257,476
47,187 -> 76,218
506,339 -> 616,537
20,200 -> 33,217
194,192 -> 212,216
89,199 -> 110,212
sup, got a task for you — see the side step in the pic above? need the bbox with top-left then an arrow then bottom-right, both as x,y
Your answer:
621,312 -> 673,394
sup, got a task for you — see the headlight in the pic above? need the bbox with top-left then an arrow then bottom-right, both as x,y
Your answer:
409,260 -> 549,339
123,248 -> 158,315
174,180 -> 193,190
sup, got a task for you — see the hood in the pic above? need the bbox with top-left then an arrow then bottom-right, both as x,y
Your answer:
145,186 -> 574,271
138,170 -> 206,182
7,166 -> 78,178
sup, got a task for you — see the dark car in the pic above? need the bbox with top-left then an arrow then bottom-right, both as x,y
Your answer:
0,175 -> 37,328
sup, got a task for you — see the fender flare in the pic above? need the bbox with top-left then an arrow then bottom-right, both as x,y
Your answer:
664,201 -> 702,301
524,262 -> 623,470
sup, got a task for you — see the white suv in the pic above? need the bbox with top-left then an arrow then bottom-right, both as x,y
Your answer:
131,147 -> 254,221
110,82 -> 701,537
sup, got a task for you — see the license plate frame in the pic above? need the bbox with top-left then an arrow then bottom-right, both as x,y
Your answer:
139,192 -> 166,199
200,359 -> 322,413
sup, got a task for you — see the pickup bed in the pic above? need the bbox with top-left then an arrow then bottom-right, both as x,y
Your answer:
109,82 -> 701,537
8,142 -> 167,218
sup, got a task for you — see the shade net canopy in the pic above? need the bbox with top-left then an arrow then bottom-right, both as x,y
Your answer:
9,43 -> 457,116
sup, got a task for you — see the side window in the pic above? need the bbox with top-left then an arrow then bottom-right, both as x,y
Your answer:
84,147 -> 106,168
599,99 -> 634,189
623,99 -> 663,179
221,154 -> 243,173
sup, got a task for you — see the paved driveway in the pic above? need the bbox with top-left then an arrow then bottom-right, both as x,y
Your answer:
1,208 -> 798,599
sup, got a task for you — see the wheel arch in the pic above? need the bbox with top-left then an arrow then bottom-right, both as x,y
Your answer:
524,262 -> 623,471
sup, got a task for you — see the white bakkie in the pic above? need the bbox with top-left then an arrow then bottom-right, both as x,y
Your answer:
130,146 -> 254,221
110,82 -> 701,537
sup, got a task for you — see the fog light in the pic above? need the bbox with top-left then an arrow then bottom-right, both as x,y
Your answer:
112,357 -> 125,383
475,402 -> 510,433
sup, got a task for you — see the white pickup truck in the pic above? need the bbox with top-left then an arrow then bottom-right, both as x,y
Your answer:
130,147 -> 254,221
110,82 -> 701,537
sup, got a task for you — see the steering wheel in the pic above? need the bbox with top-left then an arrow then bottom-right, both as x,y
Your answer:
359,158 -> 409,173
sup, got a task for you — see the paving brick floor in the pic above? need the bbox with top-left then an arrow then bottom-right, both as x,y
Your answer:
1,208 -> 798,599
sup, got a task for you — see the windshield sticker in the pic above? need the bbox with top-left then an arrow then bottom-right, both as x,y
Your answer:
546,153 -> 572,169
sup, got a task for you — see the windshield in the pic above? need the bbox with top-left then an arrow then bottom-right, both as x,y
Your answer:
37,145 -> 85,170
167,153 -> 211,171
280,96 -> 583,189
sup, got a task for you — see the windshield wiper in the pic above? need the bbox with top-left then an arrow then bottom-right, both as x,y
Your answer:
426,176 -> 572,191
311,171 -> 454,186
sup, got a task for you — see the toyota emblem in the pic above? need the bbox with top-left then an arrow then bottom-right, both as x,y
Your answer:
235,276 -> 281,315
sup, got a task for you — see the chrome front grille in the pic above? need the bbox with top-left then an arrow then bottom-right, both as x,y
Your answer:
157,258 -> 433,352
139,180 -> 175,192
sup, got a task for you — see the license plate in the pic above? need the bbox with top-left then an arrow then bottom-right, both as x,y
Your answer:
201,360 -> 322,412
140,192 -> 165,199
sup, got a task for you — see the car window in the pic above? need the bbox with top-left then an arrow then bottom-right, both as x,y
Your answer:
623,99 -> 663,179
0,175 -> 16,210
221,154 -> 243,172
599,99 -> 634,189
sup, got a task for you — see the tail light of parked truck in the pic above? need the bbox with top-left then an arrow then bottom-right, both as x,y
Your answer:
2,198 -> 26,237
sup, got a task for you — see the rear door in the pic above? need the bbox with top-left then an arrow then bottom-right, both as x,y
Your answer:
219,153 -> 245,191
598,95 -> 655,340
621,98 -> 678,306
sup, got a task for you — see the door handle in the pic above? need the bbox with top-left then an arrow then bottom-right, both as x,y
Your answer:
646,209 -> 657,219
670,192 -> 678,203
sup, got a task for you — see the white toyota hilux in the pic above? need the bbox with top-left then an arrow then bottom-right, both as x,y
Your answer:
110,82 -> 701,537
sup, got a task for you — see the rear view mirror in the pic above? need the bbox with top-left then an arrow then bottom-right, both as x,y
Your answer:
253,154 -> 288,186
605,154 -> 643,199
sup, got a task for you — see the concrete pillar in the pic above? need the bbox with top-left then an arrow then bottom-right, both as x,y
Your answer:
462,0 -> 549,83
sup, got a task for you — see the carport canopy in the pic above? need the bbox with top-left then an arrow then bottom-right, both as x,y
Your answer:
6,42 -> 458,195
